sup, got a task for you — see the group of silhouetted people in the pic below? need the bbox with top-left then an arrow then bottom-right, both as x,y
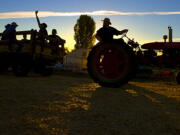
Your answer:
1,11 -> 129,53
2,22 -> 18,41
1,11 -> 66,53
35,11 -> 66,54
1,22 -> 23,52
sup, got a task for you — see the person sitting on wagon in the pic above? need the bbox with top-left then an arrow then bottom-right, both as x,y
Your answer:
48,29 -> 65,55
3,22 -> 23,52
1,24 -> 11,40
35,11 -> 48,52
95,18 -> 128,43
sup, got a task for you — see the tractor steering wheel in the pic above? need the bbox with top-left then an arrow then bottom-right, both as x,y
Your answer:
120,31 -> 128,39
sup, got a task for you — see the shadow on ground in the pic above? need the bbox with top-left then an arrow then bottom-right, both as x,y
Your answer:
0,74 -> 179,135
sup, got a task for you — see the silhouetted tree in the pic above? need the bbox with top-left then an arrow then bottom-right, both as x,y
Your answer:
74,15 -> 96,49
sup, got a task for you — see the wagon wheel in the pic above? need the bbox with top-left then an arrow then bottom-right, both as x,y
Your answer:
87,43 -> 135,87
12,54 -> 32,76
0,53 -> 9,73
13,63 -> 30,76
34,58 -> 53,76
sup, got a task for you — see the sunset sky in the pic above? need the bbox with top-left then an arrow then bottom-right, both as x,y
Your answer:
0,0 -> 180,50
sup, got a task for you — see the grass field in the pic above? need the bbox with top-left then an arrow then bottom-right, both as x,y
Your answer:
0,73 -> 179,135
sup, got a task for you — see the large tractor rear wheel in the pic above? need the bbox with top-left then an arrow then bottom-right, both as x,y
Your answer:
87,42 -> 135,87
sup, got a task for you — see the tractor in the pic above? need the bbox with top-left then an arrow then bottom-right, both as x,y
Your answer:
87,28 -> 180,87
0,30 -> 64,76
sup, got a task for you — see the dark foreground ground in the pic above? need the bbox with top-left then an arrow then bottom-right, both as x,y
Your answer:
0,73 -> 179,135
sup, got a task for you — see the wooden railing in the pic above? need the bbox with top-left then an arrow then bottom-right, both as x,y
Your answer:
0,30 -> 65,59
0,30 -> 35,37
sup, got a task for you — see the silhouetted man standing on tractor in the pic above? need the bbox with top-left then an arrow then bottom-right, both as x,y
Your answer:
95,18 -> 128,43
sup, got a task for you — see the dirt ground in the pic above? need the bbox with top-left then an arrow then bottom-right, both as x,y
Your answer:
0,73 -> 179,135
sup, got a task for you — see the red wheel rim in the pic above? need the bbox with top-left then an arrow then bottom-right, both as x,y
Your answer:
95,46 -> 127,79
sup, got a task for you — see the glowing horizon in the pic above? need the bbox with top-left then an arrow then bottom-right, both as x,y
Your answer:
1,10 -> 180,19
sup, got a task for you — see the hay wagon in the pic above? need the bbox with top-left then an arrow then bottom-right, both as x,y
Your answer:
0,30 -> 64,76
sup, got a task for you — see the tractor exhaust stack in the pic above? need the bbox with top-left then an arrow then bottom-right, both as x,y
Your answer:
168,26 -> 173,43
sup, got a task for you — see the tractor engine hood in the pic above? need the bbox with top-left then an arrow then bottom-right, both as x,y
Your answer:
142,42 -> 180,50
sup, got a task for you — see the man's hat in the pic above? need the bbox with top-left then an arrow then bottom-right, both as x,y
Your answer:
42,23 -> 47,28
52,29 -> 57,33
11,22 -> 18,26
5,24 -> 11,28
102,18 -> 111,25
